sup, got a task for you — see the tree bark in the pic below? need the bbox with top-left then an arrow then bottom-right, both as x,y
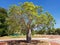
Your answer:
26,28 -> 31,43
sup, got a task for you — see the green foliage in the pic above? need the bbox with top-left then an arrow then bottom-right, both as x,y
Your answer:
47,29 -> 55,35
45,12 -> 56,29
0,7 -> 8,36
36,30 -> 46,34
35,28 -> 60,35
55,28 -> 60,35
8,2 -> 55,35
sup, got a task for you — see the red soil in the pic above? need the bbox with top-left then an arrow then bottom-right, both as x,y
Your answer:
50,42 -> 60,45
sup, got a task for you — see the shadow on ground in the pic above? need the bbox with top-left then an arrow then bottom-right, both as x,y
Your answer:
5,40 -> 48,45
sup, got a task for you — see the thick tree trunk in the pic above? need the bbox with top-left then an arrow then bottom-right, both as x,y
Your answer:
26,28 -> 31,43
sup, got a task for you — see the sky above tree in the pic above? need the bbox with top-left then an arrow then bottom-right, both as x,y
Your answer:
0,0 -> 60,28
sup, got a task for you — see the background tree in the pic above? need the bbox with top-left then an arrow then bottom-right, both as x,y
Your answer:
47,28 -> 56,35
55,28 -> 60,35
0,7 -> 8,36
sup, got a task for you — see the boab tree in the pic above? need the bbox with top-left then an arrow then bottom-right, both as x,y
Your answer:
8,2 -> 55,43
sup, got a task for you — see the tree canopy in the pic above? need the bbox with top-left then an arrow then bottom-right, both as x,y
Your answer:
7,2 -> 55,35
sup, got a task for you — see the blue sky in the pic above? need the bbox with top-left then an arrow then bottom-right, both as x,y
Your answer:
0,0 -> 60,28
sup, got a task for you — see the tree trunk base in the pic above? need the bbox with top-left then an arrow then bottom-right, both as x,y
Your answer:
26,28 -> 31,43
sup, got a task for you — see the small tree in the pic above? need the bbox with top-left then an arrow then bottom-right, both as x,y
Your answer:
8,2 -> 55,43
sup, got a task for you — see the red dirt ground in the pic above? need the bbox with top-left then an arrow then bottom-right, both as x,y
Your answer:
50,42 -> 60,45
0,40 -> 49,45
0,35 -> 60,45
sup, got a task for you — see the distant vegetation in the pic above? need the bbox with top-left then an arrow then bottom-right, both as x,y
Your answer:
0,2 -> 60,37
0,8 -> 8,36
34,28 -> 60,35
